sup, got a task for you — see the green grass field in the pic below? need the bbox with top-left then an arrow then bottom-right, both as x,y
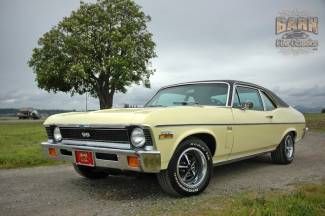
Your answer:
145,183 -> 325,216
0,121 -> 62,169
304,113 -> 325,132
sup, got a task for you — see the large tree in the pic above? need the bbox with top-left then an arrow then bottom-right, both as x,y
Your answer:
29,0 -> 156,109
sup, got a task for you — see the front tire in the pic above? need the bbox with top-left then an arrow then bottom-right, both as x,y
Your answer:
73,164 -> 109,179
157,137 -> 213,196
271,133 -> 295,164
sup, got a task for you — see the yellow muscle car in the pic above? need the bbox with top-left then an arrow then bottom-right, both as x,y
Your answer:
42,80 -> 308,196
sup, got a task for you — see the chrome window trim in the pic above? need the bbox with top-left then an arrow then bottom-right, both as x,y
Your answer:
232,86 -> 240,108
144,81 -> 231,107
259,90 -> 278,110
258,89 -> 267,111
231,84 -> 265,111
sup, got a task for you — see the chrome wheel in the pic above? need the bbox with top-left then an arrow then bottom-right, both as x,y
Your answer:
176,147 -> 207,189
284,135 -> 294,159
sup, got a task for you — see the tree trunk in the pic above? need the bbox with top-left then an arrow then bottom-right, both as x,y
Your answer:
98,91 -> 114,109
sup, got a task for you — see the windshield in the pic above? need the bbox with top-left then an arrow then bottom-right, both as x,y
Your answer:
145,83 -> 229,107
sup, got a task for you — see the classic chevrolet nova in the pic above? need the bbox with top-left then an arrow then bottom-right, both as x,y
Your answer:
42,80 -> 307,196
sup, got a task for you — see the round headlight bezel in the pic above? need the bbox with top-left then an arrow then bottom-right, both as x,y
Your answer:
53,127 -> 62,142
130,127 -> 146,148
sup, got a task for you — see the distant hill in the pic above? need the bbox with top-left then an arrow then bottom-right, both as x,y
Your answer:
293,105 -> 323,113
0,108 -> 76,117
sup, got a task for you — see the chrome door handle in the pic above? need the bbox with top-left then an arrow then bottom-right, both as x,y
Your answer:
265,115 -> 273,119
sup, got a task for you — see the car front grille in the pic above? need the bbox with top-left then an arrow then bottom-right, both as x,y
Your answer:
59,127 -> 129,143
45,126 -> 154,146
143,129 -> 153,146
45,126 -> 54,139
45,126 -> 129,143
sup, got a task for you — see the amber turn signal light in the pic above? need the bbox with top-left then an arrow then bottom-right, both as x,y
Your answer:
159,133 -> 173,139
48,147 -> 57,157
127,156 -> 139,168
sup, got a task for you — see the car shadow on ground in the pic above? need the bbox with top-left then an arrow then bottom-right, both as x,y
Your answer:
68,154 -> 275,201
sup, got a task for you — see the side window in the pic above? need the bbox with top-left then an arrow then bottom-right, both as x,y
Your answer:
261,91 -> 276,111
232,90 -> 241,108
210,94 -> 227,106
235,86 -> 264,111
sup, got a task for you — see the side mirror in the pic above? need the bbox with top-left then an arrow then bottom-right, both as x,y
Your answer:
241,101 -> 254,110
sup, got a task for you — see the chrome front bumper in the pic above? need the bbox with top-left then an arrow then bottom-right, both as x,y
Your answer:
41,141 -> 161,173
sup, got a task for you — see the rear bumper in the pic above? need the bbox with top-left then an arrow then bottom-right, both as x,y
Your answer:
41,141 -> 161,173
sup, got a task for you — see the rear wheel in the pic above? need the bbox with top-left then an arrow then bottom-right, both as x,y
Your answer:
271,133 -> 295,164
157,137 -> 213,196
73,164 -> 109,179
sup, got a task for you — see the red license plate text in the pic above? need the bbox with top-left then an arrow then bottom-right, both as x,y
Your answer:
75,150 -> 94,167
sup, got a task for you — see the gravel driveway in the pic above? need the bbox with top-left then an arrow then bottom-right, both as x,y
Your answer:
1,132 -> 324,216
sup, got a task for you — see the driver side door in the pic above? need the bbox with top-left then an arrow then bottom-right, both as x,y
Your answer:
230,85 -> 275,158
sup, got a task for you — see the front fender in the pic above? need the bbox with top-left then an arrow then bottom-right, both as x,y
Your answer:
172,128 -> 217,155
155,126 -> 218,170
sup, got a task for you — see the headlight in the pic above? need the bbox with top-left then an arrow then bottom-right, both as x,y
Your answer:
53,127 -> 62,142
130,127 -> 146,147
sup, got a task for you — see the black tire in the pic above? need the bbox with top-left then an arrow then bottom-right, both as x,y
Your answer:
157,137 -> 213,196
73,164 -> 109,179
271,133 -> 295,164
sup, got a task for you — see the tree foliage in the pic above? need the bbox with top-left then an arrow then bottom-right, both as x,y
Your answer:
29,0 -> 156,109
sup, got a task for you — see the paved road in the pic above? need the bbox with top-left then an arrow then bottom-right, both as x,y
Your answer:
1,132 -> 324,216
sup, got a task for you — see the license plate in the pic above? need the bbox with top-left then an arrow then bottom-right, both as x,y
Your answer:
75,150 -> 94,167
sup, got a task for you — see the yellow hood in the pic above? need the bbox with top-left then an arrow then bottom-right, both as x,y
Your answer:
44,106 -> 232,127
43,108 -> 162,126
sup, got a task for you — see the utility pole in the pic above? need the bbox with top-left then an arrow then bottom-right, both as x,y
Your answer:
85,92 -> 88,112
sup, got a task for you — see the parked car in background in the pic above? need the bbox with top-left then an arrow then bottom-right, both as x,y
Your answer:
17,108 -> 41,120
41,80 -> 307,196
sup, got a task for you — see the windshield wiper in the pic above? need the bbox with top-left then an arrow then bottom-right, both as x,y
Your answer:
147,105 -> 164,107
173,102 -> 199,106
